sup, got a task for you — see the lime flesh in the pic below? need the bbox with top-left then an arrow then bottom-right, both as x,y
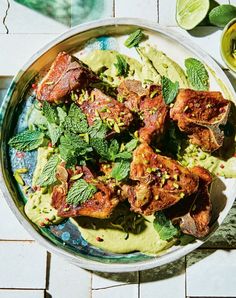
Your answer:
176,0 -> 210,30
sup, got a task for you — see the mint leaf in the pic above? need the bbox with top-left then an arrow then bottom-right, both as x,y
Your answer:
8,130 -> 44,151
107,139 -> 119,160
88,120 -> 108,139
90,138 -> 109,160
66,179 -> 97,206
57,107 -> 67,124
42,101 -> 58,124
124,138 -> 138,152
185,58 -> 209,91
111,160 -> 130,181
47,123 -> 61,145
124,29 -> 146,48
37,154 -> 60,187
63,103 -> 88,134
115,151 -> 132,160
114,55 -> 129,76
161,76 -> 179,105
59,133 -> 92,167
153,212 -> 179,241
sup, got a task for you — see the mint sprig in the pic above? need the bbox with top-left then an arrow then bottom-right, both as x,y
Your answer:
153,212 -> 179,241
66,179 -> 97,206
37,154 -> 60,187
161,76 -> 179,105
185,58 -> 209,91
8,130 -> 44,151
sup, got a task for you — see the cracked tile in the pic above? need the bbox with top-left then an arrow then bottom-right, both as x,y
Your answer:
92,284 -> 138,298
47,254 -> 91,298
140,258 -> 185,298
92,271 -> 138,289
186,249 -> 236,297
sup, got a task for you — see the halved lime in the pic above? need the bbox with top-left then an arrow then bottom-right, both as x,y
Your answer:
176,0 -> 210,30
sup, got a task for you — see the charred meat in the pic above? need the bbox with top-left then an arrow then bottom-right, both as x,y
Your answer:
36,52 -> 97,103
139,85 -> 168,144
118,80 -> 168,144
51,165 -> 119,219
165,166 -> 212,238
170,89 -> 231,152
128,143 -> 199,215
80,88 -> 133,132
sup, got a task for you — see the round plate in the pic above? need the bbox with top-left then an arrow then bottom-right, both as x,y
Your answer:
0,18 -> 236,272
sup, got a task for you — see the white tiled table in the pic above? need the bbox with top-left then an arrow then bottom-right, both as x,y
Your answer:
0,0 -> 236,297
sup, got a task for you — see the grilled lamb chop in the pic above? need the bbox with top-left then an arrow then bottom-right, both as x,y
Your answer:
80,88 -> 133,133
36,52 -> 97,103
51,164 -> 119,219
118,80 -> 168,143
165,166 -> 212,238
170,89 -> 231,152
139,85 -> 169,144
118,79 -> 148,112
128,143 -> 199,215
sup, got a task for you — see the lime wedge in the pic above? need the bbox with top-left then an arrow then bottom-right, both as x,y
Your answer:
176,0 -> 210,30
209,4 -> 236,28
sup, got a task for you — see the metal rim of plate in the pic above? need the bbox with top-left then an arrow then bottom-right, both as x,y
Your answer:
0,18 -> 235,272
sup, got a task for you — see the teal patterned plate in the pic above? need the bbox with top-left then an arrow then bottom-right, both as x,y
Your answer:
0,19 -> 236,272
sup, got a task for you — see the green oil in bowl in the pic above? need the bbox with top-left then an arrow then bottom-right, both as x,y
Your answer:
221,18 -> 236,72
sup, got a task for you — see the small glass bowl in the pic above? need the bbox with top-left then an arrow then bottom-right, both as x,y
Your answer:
221,17 -> 236,72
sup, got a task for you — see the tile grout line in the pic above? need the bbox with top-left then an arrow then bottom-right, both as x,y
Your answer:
45,252 -> 51,293
113,0 -> 116,18
0,287 -> 45,290
138,271 -> 141,298
185,255 -> 187,298
2,0 -> 10,34
157,0 -> 159,23
90,271 -> 93,298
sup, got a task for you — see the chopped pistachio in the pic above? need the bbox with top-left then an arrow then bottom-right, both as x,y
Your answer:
173,182 -> 179,189
114,122 -> 121,133
16,168 -> 28,174
180,192 -> 185,199
183,105 -> 189,112
14,172 -> 24,186
117,95 -> 124,103
70,173 -> 83,181
173,174 -> 178,180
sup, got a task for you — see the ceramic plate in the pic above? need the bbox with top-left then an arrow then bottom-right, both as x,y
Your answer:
0,18 -> 235,272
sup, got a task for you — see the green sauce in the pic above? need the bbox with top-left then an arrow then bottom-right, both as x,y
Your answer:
24,147 -> 62,226
70,203 -> 173,255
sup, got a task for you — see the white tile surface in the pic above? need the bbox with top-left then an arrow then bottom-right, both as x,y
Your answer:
0,241 -> 46,288
172,26 -> 227,68
6,0 -> 68,33
92,271 -> 138,289
0,290 -> 45,298
187,249 -> 236,297
0,33 -> 58,75
115,0 -> 158,21
92,284 -> 138,298
0,190 -> 32,240
47,254 -> 91,298
140,258 -> 185,298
